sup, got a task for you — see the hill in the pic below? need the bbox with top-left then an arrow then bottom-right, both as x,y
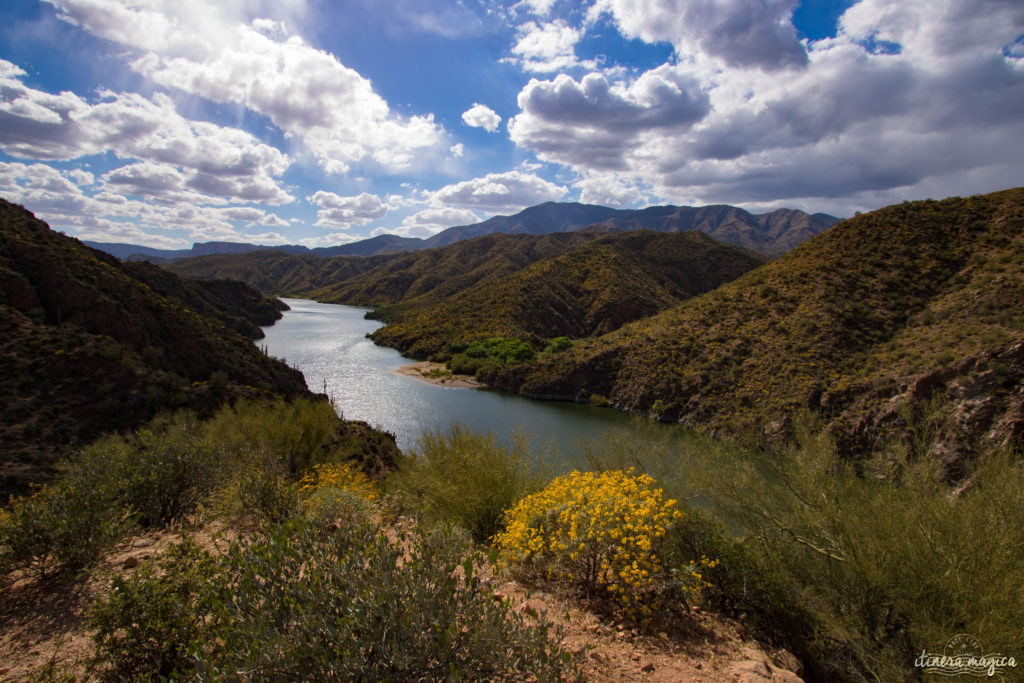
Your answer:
485,189 -> 1024,474
369,231 -> 765,358
0,199 -> 310,495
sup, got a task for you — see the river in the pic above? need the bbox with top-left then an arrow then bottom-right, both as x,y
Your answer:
258,298 -> 675,465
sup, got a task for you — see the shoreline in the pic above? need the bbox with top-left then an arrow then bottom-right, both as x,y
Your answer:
393,361 -> 484,389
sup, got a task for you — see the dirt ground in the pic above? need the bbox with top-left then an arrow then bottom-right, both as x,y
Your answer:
0,525 -> 804,682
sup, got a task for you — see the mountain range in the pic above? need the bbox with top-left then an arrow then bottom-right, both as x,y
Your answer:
86,201 -> 839,261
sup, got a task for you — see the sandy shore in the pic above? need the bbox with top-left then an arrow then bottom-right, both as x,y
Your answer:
393,361 -> 484,388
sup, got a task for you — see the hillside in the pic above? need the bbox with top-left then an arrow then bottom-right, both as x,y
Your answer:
0,199 -> 309,495
370,231 -> 765,358
486,189 -> 1024,473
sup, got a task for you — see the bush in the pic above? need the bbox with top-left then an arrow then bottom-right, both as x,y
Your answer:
686,423 -> 1024,681
0,479 -> 129,579
88,538 -> 224,681
87,520 -> 574,681
388,425 -> 543,543
545,336 -> 572,353
202,522 -> 573,680
203,397 -> 341,474
92,416 -> 224,527
494,469 -> 704,622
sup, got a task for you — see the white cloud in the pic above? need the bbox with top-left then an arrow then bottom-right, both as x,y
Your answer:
309,190 -> 389,229
259,213 -> 290,228
509,67 -> 709,170
296,232 -> 362,248
514,0 -> 558,17
574,173 -> 652,206
0,160 -> 300,248
0,62 -> 293,204
42,1 -> 444,173
509,0 -> 1024,214
430,170 -> 567,213
461,103 -> 502,132
383,206 -> 481,238
590,0 -> 807,71
449,143 -> 465,157
506,20 -> 592,72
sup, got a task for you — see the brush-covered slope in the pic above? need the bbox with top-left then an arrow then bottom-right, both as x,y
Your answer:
489,189 -> 1024,469
305,232 -> 599,306
120,261 -> 289,339
164,249 -> 387,295
370,231 -> 765,358
0,199 -> 308,493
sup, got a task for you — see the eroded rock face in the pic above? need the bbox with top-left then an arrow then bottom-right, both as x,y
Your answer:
827,340 -> 1024,479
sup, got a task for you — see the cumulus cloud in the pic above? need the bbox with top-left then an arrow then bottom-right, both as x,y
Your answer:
430,170 -> 567,213
506,20 -> 591,72
42,0 -> 444,173
574,173 -> 652,206
509,0 -> 1024,214
590,0 -> 807,71
309,190 -> 390,229
0,160 -> 294,247
509,67 -> 709,170
0,62 -> 293,204
381,206 -> 481,238
461,103 -> 502,132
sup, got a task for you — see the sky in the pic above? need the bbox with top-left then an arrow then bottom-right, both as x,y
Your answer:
0,0 -> 1022,249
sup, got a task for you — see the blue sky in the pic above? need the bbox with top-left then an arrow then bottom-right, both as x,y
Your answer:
1,0 -> 1022,248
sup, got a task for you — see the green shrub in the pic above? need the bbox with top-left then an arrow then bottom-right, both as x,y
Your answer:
389,425 -> 543,543
206,445 -> 299,527
545,336 -> 572,353
203,397 -> 341,474
200,521 -> 573,680
0,478 -> 129,579
87,520 -> 574,681
92,417 -> 224,527
88,538 -> 224,681
686,423 -> 1024,681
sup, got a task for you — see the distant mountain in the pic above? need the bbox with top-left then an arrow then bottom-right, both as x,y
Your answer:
0,199 -> 308,495
84,240 -> 310,261
88,201 -> 839,264
421,201 -> 838,256
484,188 -> 1024,475
369,230 -> 766,358
314,234 -> 426,257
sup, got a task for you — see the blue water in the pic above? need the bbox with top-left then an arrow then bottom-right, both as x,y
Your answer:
258,298 -> 658,461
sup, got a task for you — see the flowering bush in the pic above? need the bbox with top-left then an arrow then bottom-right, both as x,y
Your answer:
494,469 -> 707,619
298,462 -> 378,501
296,462 -> 379,530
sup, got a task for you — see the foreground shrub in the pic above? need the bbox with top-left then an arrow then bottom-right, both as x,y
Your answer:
0,478 -> 129,579
494,469 -> 701,621
687,423 -> 1024,681
389,425 -> 542,543
88,538 -> 224,680
87,520 -> 574,681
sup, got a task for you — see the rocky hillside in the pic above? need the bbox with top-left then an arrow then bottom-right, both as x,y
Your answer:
0,199 -> 308,495
370,231 -> 765,358
487,189 -> 1024,474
